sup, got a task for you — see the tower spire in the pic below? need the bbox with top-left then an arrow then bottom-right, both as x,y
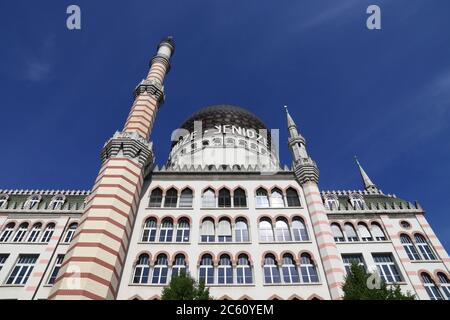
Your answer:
354,156 -> 378,192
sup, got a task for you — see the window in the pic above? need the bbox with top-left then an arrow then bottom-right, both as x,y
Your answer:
133,254 -> 150,284
25,195 -> 41,210
373,254 -> 402,283
218,255 -> 233,284
152,254 -> 169,284
342,254 -> 365,275
217,218 -> 232,242
344,223 -> 359,242
414,234 -> 436,260
0,223 -> 15,242
259,219 -> 274,242
233,188 -> 247,207
292,217 -> 309,241
300,253 -> 319,283
400,234 -> 421,261
331,223 -> 345,242
41,223 -> 55,243
199,254 -> 214,284
0,195 -> 8,209
149,188 -> 163,207
202,188 -> 216,208
270,188 -> 284,208
176,219 -> 190,242
6,255 -> 38,285
13,223 -> 29,242
236,254 -> 252,284
371,223 -> 386,241
50,195 -> 65,210
350,195 -> 365,210
179,188 -> 193,208
286,188 -> 300,207
225,138 -> 235,146
400,220 -> 411,229
63,223 -> 78,243
325,196 -> 339,210
437,273 -> 450,300
218,188 -> 231,208
357,223 -> 373,241
172,254 -> 187,277
0,254 -> 8,271
274,218 -> 291,242
27,223 -> 42,243
164,188 -> 178,207
255,188 -> 269,208
142,218 -> 157,242
48,255 -> 64,285
235,218 -> 249,242
421,273 -> 444,300
212,138 -> 222,146
201,218 -> 215,242
263,254 -> 281,284
282,254 -> 300,283
159,218 -> 174,242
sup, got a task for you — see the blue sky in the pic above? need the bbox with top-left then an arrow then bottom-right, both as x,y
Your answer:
0,1 -> 449,250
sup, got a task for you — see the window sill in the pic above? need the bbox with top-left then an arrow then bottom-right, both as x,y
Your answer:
200,207 -> 249,210
199,242 -> 252,245
335,240 -> 392,245
0,242 -> 50,245
128,283 -> 169,287
0,284 -> 26,288
259,241 -> 313,245
137,242 -> 192,245
263,282 -> 322,287
205,284 -> 255,287
146,207 -> 194,210
256,206 -> 303,210
410,259 -> 442,264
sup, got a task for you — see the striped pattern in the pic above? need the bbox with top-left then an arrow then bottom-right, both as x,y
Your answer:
303,181 -> 345,299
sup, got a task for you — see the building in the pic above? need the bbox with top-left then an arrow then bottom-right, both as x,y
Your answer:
0,37 -> 449,300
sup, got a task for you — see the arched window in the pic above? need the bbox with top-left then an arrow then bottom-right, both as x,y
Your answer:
233,188 -> 247,207
331,223 -> 345,242
236,254 -> 252,284
421,273 -> 444,300
400,234 -> 420,261
0,223 -> 15,242
63,223 -> 78,243
437,273 -> 450,300
201,218 -> 215,242
41,223 -> 55,243
255,188 -> 269,208
142,218 -> 157,242
218,188 -> 231,208
270,188 -> 285,208
50,195 -> 65,210
159,218 -> 174,242
199,254 -> 214,284
218,255 -> 233,284
263,254 -> 281,284
357,223 -> 373,241
235,218 -> 249,242
218,218 -> 232,242
274,218 -> 291,242
179,188 -> 193,208
371,223 -> 386,241
13,223 -> 29,242
286,188 -> 300,207
202,188 -> 216,208
176,219 -> 190,243
300,253 -> 319,283
414,234 -> 436,260
149,188 -> 163,207
152,254 -> 169,284
259,219 -> 274,242
292,217 -> 309,241
0,195 -> 9,209
172,254 -> 187,277
25,195 -> 41,210
350,195 -> 365,210
27,223 -> 42,243
344,223 -> 359,242
133,254 -> 150,284
164,188 -> 178,208
282,254 -> 300,283
325,196 -> 339,210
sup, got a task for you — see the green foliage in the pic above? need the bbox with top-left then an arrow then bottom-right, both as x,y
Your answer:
342,262 -> 415,300
161,271 -> 212,300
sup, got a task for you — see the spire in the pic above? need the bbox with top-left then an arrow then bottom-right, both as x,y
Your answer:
354,156 -> 378,192
285,105 -> 297,130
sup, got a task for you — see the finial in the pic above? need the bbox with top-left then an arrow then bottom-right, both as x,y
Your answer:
284,105 -> 289,113
354,156 -> 377,192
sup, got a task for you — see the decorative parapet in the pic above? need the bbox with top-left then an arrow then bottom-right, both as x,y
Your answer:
133,78 -> 165,104
293,157 -> 319,184
154,163 -> 289,173
101,131 -> 154,167
0,189 -> 90,196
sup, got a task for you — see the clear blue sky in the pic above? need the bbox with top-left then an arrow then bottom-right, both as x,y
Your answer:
0,1 -> 449,250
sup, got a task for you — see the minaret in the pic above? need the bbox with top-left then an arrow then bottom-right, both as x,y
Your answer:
354,156 -> 378,193
285,107 -> 345,300
49,37 -> 175,300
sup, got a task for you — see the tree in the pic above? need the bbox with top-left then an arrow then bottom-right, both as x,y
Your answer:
161,271 -> 212,300
342,262 -> 415,300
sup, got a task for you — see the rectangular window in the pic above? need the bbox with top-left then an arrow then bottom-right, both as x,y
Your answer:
372,253 -> 402,283
342,254 -> 366,275
236,267 -> 252,284
0,254 -> 9,271
6,255 -> 39,285
199,267 -> 214,284
218,267 -> 233,284
48,255 -> 64,285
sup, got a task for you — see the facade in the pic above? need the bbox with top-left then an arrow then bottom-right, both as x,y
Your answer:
0,37 -> 450,300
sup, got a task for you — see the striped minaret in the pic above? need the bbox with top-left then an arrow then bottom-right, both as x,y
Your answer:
49,37 -> 175,300
285,107 -> 345,299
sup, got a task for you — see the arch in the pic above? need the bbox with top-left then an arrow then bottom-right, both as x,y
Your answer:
142,215 -> 160,226
288,294 -> 304,300
201,185 -> 217,195
172,251 -> 189,266
280,250 -> 298,264
257,215 -> 275,224
179,187 -> 194,207
148,187 -> 163,207
261,251 -> 279,266
285,187 -> 301,207
268,294 -> 283,300
128,295 -> 143,300
133,251 -> 152,266
217,251 -> 235,265
307,294 -> 324,300
235,251 -> 253,265
238,295 -> 253,300
152,251 -> 171,266
164,187 -> 179,207
147,295 -> 161,300
219,295 -> 233,300
175,215 -> 192,224
197,252 -> 216,266
357,222 -> 373,241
